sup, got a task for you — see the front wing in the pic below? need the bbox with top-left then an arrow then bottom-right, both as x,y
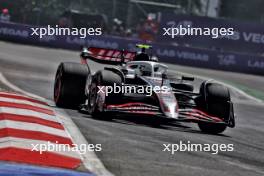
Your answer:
104,102 -> 226,124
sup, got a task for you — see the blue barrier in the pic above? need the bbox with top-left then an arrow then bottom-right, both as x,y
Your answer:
0,162 -> 94,176
0,21 -> 263,75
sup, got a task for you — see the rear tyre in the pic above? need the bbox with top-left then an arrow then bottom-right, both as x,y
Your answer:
88,70 -> 122,119
197,82 -> 230,134
54,62 -> 89,108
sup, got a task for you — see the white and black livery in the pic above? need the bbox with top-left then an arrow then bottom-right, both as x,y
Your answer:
54,44 -> 235,134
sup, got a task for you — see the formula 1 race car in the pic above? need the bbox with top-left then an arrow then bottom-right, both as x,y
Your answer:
54,44 -> 235,134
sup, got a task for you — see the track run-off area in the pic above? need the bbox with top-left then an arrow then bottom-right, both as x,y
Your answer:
0,41 -> 263,176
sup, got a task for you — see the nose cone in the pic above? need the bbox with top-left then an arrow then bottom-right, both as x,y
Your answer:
159,94 -> 179,119
156,91 -> 179,119
163,102 -> 178,119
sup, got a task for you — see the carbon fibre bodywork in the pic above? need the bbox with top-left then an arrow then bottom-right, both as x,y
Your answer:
80,47 -> 235,128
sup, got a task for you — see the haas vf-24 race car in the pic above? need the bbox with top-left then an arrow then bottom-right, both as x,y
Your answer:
54,45 -> 235,134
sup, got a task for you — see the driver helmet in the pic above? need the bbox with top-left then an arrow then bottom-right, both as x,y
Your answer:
80,47 -> 91,59
150,56 -> 159,62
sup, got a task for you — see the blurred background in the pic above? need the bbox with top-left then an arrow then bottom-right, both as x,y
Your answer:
1,2 -> 264,176
0,0 -> 264,75
1,0 -> 264,24
1,0 -> 264,36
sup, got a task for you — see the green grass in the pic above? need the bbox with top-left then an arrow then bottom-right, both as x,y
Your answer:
221,80 -> 264,101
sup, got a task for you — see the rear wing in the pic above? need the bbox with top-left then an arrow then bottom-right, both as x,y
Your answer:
86,47 -> 136,64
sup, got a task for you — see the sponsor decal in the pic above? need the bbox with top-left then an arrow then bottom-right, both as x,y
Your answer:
66,37 -> 119,49
157,49 -> 209,62
0,27 -> 29,38
242,32 -> 264,44
248,60 -> 264,68
218,54 -> 236,66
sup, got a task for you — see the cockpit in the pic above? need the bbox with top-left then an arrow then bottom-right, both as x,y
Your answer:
126,61 -> 168,78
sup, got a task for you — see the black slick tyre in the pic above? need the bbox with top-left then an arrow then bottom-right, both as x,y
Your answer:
197,82 -> 230,134
54,62 -> 89,108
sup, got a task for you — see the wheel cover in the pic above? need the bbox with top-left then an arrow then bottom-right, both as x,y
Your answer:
54,67 -> 62,103
89,81 -> 98,113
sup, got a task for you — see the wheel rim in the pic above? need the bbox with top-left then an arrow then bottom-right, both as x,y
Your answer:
54,67 -> 62,103
89,81 -> 98,113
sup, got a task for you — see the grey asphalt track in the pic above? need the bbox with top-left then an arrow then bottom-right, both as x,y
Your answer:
0,41 -> 263,176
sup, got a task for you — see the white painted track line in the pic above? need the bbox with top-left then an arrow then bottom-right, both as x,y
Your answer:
0,73 -> 53,104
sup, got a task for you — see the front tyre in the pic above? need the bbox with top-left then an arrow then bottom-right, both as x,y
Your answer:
197,82 -> 231,134
54,62 -> 89,108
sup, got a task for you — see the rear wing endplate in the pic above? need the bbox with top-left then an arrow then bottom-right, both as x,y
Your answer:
86,47 -> 136,64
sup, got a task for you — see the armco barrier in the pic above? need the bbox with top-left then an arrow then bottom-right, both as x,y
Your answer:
0,21 -> 264,75
158,14 -> 264,54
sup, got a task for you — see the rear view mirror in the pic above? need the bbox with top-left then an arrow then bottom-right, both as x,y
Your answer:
182,76 -> 194,81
